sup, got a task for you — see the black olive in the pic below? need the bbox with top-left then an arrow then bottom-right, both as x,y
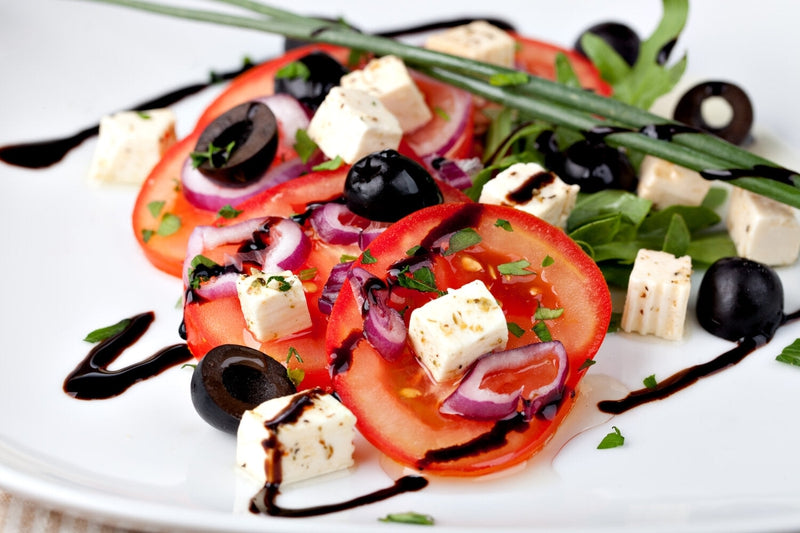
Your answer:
534,130 -> 566,175
274,51 -> 349,111
574,22 -> 641,67
193,101 -> 278,187
344,149 -> 443,222
558,140 -> 637,192
673,81 -> 754,146
696,257 -> 785,342
190,344 -> 296,434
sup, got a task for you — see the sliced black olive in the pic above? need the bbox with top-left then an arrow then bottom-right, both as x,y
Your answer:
558,139 -> 637,192
574,22 -> 641,67
673,81 -> 754,146
344,149 -> 443,222
190,344 -> 296,434
193,101 -> 278,187
696,257 -> 785,342
274,51 -> 349,111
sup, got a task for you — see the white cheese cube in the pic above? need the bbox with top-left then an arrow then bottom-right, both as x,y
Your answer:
87,109 -> 176,185
236,270 -> 312,342
621,249 -> 692,341
424,20 -> 516,67
479,162 -> 579,228
636,155 -> 712,209
340,55 -> 432,133
306,87 -> 402,164
237,390 -> 357,486
727,186 -> 800,266
408,279 -> 508,382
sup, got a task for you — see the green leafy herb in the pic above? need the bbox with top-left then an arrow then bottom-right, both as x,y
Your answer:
433,106 -> 450,121
597,426 -> 625,449
340,254 -> 357,263
498,259 -> 535,276
217,204 -> 243,219
553,52 -> 581,88
265,275 -> 292,291
190,140 -> 236,169
286,347 -> 305,387
643,374 -> 658,389
532,321 -> 552,342
406,245 -> 422,256
443,227 -> 482,256
298,267 -> 317,281
275,60 -> 310,80
607,312 -> 623,333
578,358 -> 596,371
188,254 -> 219,289
396,266 -> 445,295
136,111 -> 151,119
776,339 -> 800,367
507,322 -> 526,338
495,218 -> 513,232
534,306 -> 564,320
141,228 -> 155,243
181,362 -> 197,370
312,155 -> 344,171
541,255 -> 555,267
147,200 -> 165,218
157,213 -> 181,237
379,511 -> 434,525
83,318 -> 131,343
294,129 -> 317,164
361,249 -> 377,264
489,71 -> 529,86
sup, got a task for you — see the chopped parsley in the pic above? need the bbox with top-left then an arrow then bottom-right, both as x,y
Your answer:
217,204 -> 242,219
578,358 -> 596,371
141,229 -> 155,243
361,249 -> 378,264
443,227 -> 481,256
83,318 -> 132,343
286,347 -> 305,387
379,512 -> 434,526
643,374 -> 658,389
275,60 -> 310,80
298,267 -> 317,281
498,259 -> 535,276
147,200 -> 165,218
396,266 -> 445,295
294,128 -> 317,163
532,321 -> 552,342
541,255 -> 555,267
406,245 -> 422,256
190,140 -> 236,169
534,306 -> 564,320
776,338 -> 800,367
264,275 -> 292,291
433,106 -> 450,121
495,218 -> 513,231
507,322 -> 526,338
597,426 -> 625,449
340,254 -> 358,263
312,155 -> 344,171
157,213 -> 181,237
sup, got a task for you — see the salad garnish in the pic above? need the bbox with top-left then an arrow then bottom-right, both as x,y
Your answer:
80,0 -> 800,208
597,426 -> 625,449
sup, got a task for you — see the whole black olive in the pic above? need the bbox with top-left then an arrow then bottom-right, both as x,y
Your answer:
193,101 -> 278,187
559,140 -> 637,192
344,149 -> 443,222
274,51 -> 348,111
673,81 -> 754,146
190,344 -> 297,434
574,22 -> 641,67
534,130 -> 566,175
696,257 -> 785,342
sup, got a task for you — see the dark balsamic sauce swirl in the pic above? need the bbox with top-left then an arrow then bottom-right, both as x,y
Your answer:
63,312 -> 192,400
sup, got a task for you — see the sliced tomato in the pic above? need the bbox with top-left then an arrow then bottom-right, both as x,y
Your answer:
326,203 -> 611,476
513,34 -> 612,96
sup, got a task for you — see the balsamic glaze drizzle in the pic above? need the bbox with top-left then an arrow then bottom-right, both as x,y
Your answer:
63,312 -> 192,400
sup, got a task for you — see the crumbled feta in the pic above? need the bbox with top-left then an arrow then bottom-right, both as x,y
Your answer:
306,86 -> 402,164
340,55 -> 432,133
621,249 -> 692,341
424,20 -> 516,67
236,269 -> 312,342
479,162 -> 579,228
727,186 -> 800,266
408,279 -> 508,382
87,109 -> 176,185
636,155 -> 712,209
237,390 -> 357,486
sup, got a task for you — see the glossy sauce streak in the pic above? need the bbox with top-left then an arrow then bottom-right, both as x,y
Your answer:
506,171 -> 555,203
63,312 -> 192,400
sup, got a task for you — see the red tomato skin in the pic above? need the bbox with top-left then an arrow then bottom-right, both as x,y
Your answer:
326,203 -> 611,476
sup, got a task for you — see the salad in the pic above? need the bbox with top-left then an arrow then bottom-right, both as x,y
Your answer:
2,1 -> 800,531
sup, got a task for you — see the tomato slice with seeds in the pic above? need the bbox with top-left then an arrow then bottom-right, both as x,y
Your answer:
326,202 -> 611,476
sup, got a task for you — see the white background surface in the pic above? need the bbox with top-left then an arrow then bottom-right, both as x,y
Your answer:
1,1 -> 800,532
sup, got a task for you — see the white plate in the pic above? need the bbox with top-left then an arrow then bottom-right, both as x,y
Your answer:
2,1 -> 800,532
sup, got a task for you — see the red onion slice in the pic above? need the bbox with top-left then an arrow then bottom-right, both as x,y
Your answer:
347,267 -> 407,361
318,260 -> 353,315
309,203 -> 389,248
405,73 -> 472,158
181,94 -> 314,211
425,155 -> 483,190
183,217 -> 310,301
440,341 -> 569,422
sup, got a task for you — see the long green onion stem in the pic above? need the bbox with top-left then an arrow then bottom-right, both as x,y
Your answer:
84,0 -> 800,208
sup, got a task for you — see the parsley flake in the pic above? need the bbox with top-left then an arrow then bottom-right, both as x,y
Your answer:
157,213 -> 181,237
532,321 -> 552,342
286,347 -> 305,387
298,267 -> 317,281
83,318 -> 131,343
141,228 -> 155,243
534,305 -> 564,320
643,374 -> 658,389
578,358 -> 596,371
294,129 -> 317,164
147,200 -> 165,218
507,322 -> 526,338
217,204 -> 242,219
433,106 -> 450,121
776,338 -> 800,367
265,275 -> 292,291
498,259 -> 535,276
443,227 -> 482,256
190,140 -> 236,169
379,512 -> 434,526
312,155 -> 344,171
541,255 -> 555,267
396,266 -> 444,295
597,426 -> 625,449
361,249 -> 377,264
495,218 -> 513,231
275,61 -> 310,80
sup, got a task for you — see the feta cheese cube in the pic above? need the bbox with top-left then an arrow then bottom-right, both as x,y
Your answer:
237,390 -> 357,485
236,270 -> 312,342
727,186 -> 800,266
340,55 -> 432,133
479,162 -> 579,228
424,20 -> 516,67
621,249 -> 692,341
87,109 -> 176,185
306,86 -> 402,164
408,279 -> 508,382
636,155 -> 712,209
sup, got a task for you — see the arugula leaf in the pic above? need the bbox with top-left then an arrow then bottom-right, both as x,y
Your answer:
776,339 -> 800,367
597,426 -> 625,449
443,228 -> 482,256
661,213 -> 690,257
554,52 -> 582,88
84,318 -> 131,343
